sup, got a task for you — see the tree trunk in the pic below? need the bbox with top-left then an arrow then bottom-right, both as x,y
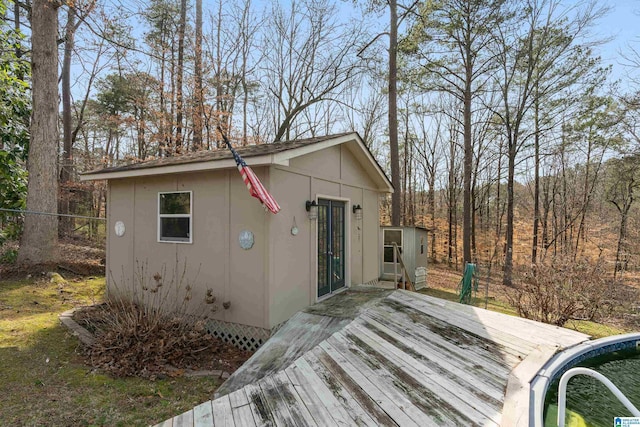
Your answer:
408,141 -> 414,225
574,128 -> 592,258
532,96 -> 540,264
215,0 -> 224,145
613,177 -> 635,278
496,139 -> 504,251
59,5 -> 76,236
471,166 -> 477,260
503,140 -> 516,287
541,173 -> 551,255
241,0 -> 250,145
60,5 -> 75,183
448,130 -> 456,267
192,0 -> 203,151
159,42 -> 167,156
168,42 -> 176,154
13,0 -> 23,81
389,0 -> 401,226
614,203 -> 631,278
18,0 -> 61,265
429,172 -> 436,261
175,0 -> 187,153
402,120 -> 408,224
462,46 -> 472,266
561,143 -> 570,254
137,106 -> 147,159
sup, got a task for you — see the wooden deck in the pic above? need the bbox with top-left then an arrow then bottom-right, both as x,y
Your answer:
156,290 -> 590,427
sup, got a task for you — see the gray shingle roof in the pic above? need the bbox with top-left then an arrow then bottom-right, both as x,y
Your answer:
83,132 -> 354,176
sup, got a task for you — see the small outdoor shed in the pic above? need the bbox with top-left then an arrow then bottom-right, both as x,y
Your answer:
81,132 -> 393,350
380,226 -> 428,289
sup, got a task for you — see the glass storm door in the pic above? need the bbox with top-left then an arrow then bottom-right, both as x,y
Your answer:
317,199 -> 345,298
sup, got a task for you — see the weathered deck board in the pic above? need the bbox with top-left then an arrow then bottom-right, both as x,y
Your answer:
310,346 -> 398,427
387,292 -> 539,357
217,289 -> 392,398
353,318 -> 505,411
292,357 -> 361,425
392,291 -> 588,347
373,296 -> 531,365
338,327 -> 497,426
360,308 -> 512,389
327,331 -> 437,426
358,311 -> 507,389
257,376 -> 298,427
423,292 -> 588,343
155,289 -> 591,427
215,312 -> 352,398
303,350 -> 379,427
284,365 -> 338,426
211,394 -> 235,427
318,340 -> 419,427
243,382 -> 276,427
270,370 -> 319,426
173,410 -> 194,427
501,345 -> 559,427
228,388 -> 258,427
192,401 -> 213,427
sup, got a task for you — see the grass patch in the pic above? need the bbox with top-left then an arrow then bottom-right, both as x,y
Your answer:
563,319 -> 627,339
0,275 -> 222,426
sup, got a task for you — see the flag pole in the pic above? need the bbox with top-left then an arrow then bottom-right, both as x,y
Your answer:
217,126 -> 281,214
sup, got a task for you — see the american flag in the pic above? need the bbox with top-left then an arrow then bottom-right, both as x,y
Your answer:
219,128 -> 281,214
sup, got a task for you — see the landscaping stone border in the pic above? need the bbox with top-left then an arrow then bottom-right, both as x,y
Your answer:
59,308 -> 95,346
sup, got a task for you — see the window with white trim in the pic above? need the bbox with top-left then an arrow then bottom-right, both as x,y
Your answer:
158,191 -> 192,243
383,229 -> 402,263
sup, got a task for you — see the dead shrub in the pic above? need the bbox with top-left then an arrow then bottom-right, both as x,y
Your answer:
82,260 -> 225,378
506,256 -> 625,327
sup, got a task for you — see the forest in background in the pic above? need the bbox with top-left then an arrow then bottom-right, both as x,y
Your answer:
1,0 -> 640,286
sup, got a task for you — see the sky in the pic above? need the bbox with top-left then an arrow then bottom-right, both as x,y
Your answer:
67,0 -> 639,105
594,0 -> 639,82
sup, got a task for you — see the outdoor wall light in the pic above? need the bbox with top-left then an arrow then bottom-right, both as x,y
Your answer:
352,204 -> 363,220
306,200 -> 318,220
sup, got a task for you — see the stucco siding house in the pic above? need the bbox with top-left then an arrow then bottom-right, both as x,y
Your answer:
81,132 -> 393,350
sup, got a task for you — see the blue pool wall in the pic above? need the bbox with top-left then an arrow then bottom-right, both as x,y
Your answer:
529,332 -> 640,427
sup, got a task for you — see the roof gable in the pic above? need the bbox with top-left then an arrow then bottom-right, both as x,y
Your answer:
81,132 -> 393,192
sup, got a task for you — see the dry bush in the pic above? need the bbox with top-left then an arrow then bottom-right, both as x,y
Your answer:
82,260 -> 226,378
506,257 -> 626,327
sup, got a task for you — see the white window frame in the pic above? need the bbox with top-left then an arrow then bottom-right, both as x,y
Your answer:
158,191 -> 193,244
383,228 -> 403,264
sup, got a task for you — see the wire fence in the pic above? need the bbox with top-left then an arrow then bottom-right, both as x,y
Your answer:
0,208 -> 106,282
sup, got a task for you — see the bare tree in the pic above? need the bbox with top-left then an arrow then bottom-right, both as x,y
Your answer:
606,154 -> 640,277
60,1 -> 96,182
361,0 -> 420,227
262,0 -> 365,142
403,0 -> 505,264
235,0 -> 262,145
491,0 -> 607,285
143,0 -> 180,156
344,82 -> 387,149
412,97 -> 444,261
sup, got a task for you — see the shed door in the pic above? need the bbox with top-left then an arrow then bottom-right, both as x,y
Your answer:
317,199 -> 345,298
